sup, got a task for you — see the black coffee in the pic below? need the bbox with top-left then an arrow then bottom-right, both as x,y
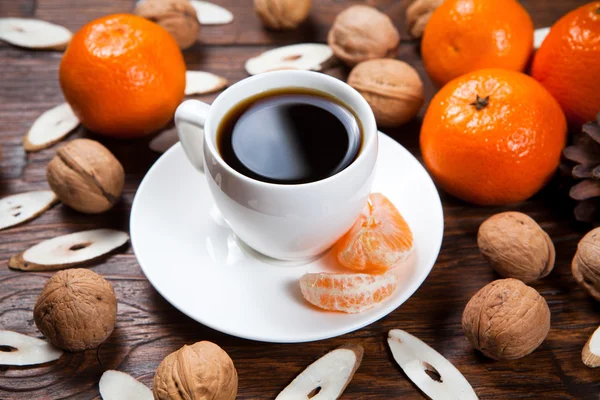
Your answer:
217,88 -> 362,184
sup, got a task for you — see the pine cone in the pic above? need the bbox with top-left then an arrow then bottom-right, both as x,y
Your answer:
563,113 -> 600,222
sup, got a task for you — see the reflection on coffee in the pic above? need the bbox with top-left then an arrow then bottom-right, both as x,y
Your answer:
217,88 -> 362,184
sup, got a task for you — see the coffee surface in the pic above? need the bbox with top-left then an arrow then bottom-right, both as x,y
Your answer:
217,89 -> 361,184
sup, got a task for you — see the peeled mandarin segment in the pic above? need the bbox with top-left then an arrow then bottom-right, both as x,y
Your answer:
335,193 -> 413,274
299,270 -> 400,314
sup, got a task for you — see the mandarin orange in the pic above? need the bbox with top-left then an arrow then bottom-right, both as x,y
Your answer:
59,14 -> 186,138
422,0 -> 533,86
334,193 -> 413,274
420,69 -> 567,205
299,270 -> 399,314
531,2 -> 600,127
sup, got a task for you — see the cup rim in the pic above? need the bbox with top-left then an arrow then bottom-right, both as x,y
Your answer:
203,70 -> 378,190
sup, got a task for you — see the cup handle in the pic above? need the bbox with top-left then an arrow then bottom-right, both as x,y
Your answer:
175,99 -> 211,172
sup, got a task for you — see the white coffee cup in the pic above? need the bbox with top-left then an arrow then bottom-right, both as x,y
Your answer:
175,70 -> 378,261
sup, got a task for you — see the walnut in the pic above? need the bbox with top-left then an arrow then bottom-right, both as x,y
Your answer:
406,0 -> 443,38
327,5 -> 400,67
46,139 -> 124,214
135,0 -> 200,49
462,278 -> 551,360
153,341 -> 238,400
478,212 -> 555,283
33,268 -> 117,352
572,227 -> 600,301
348,59 -> 424,127
254,0 -> 311,30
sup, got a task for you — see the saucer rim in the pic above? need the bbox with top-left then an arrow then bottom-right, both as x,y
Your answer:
130,132 -> 444,343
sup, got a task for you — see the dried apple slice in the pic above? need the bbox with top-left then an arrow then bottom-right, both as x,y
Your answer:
99,370 -> 153,400
245,44 -> 334,75
8,229 -> 129,272
0,330 -> 63,366
24,103 -> 80,152
387,329 -> 478,400
149,127 -> 181,153
582,325 -> 600,368
185,71 -> 228,95
534,27 -> 550,50
190,1 -> 234,25
276,344 -> 363,400
0,191 -> 58,231
0,18 -> 71,50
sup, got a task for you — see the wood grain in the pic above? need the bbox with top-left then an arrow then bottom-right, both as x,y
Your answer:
0,0 -> 598,399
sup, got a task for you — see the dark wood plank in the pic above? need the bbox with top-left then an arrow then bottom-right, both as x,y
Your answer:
0,0 -> 599,399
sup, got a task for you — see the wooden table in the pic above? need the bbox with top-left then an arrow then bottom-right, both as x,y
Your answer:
1,0 -> 598,398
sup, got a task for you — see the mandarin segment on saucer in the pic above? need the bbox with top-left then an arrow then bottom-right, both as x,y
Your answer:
334,193 -> 413,274
299,270 -> 399,313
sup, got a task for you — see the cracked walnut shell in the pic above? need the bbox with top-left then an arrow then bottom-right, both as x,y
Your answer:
33,268 -> 117,352
153,341 -> 238,400
406,0 -> 443,38
135,0 -> 200,49
478,212 -> 555,283
572,227 -> 600,301
254,0 -> 311,30
46,139 -> 124,214
462,278 -> 550,360
348,59 -> 424,127
327,5 -> 400,67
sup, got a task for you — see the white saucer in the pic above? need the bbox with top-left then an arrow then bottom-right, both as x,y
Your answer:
130,132 -> 443,343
